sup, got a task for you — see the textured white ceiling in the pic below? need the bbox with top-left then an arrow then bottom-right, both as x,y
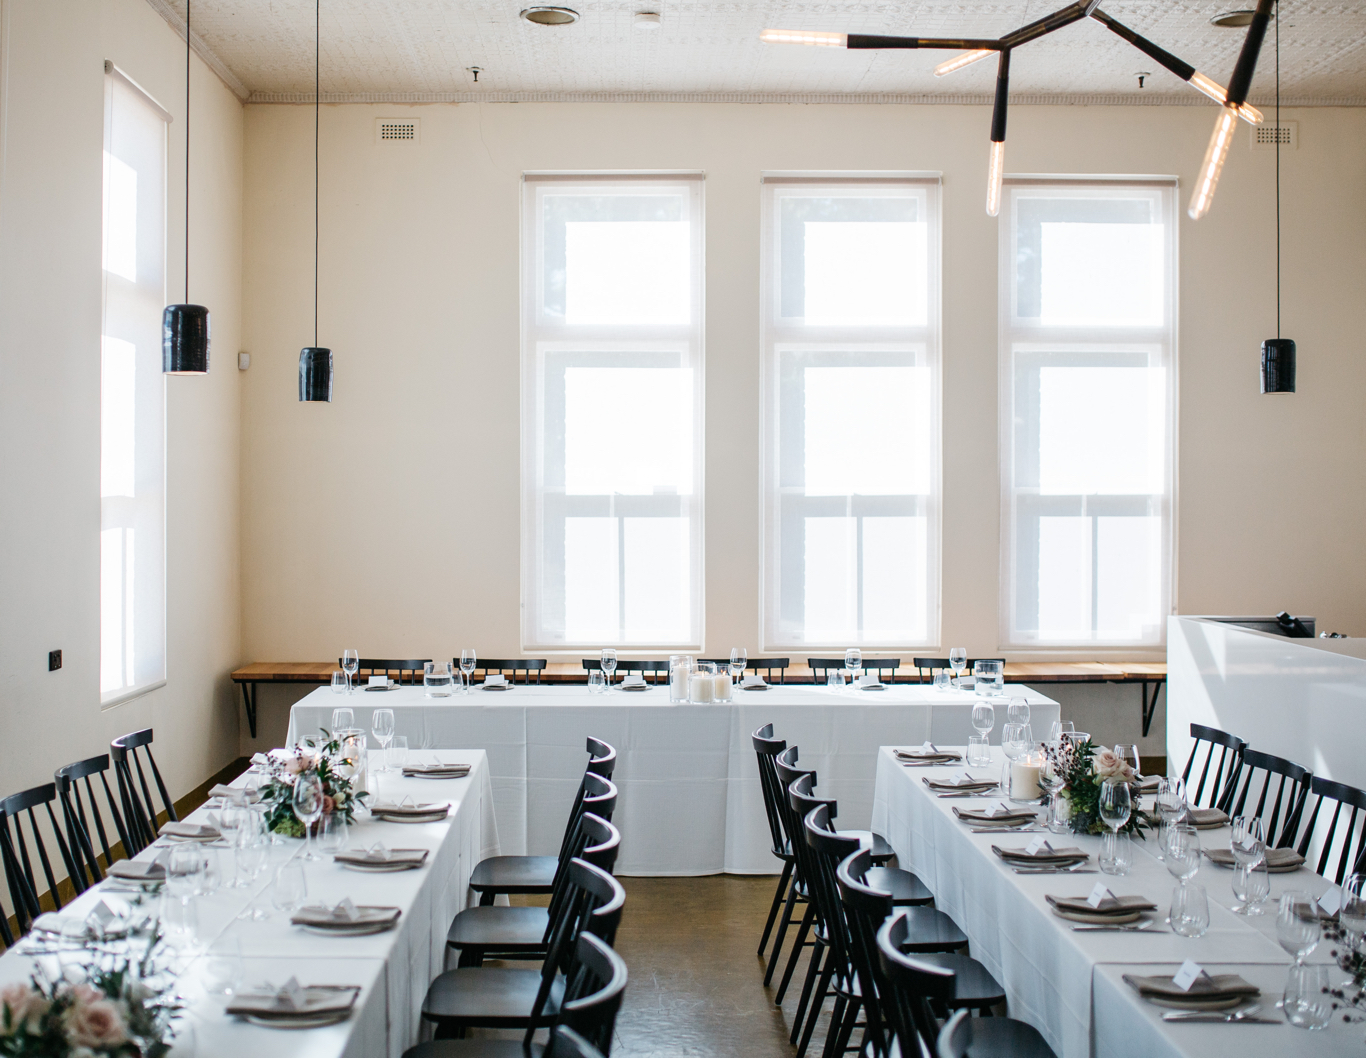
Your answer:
147,1 -> 1366,104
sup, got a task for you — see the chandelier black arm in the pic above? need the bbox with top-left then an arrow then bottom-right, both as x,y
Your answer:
991,50 -> 1011,142
1000,0 -> 1093,49
1087,9 -> 1196,82
846,34 -> 1002,50
1226,0 -> 1275,105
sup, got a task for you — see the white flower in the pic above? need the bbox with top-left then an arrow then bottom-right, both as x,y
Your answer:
1091,748 -> 1136,782
1,982 -> 49,1035
62,985 -> 129,1050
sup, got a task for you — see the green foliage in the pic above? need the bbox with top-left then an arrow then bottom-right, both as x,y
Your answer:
1059,738 -> 1147,838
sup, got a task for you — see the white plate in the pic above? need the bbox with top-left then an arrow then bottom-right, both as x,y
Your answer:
241,1010 -> 353,1029
338,859 -> 424,872
298,921 -> 396,936
371,813 -> 447,824
618,684 -> 649,692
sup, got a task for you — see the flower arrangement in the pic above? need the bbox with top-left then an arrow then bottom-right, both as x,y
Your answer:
256,733 -> 368,838
1324,922 -> 1366,1027
1048,738 -> 1147,837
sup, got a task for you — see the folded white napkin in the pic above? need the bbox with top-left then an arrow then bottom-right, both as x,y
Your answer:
742,673 -> 767,689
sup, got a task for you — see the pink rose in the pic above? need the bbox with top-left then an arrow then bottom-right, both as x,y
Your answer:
322,795 -> 336,814
1092,748 -> 1136,782
1,983 -> 49,1034
62,986 -> 128,1050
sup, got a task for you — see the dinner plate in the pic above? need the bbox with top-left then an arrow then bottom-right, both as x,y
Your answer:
741,685 -> 768,691
370,812 -> 447,824
338,859 -> 424,872
859,684 -> 887,692
241,1010 -> 353,1029
619,684 -> 649,692
1052,907 -> 1144,925
299,921 -> 396,937
481,684 -> 510,692
364,685 -> 399,693
1142,994 -> 1248,1012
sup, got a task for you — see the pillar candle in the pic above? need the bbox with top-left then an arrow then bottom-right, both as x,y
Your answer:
1010,761 -> 1042,801
690,673 -> 714,703
713,673 -> 733,701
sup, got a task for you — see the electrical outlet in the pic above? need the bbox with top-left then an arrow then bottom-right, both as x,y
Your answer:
48,649 -> 62,671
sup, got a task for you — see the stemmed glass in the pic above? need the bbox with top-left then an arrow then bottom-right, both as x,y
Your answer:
948,648 -> 967,688
1343,874 -> 1366,945
971,700 -> 995,743
1098,779 -> 1132,875
999,722 -> 1030,791
1277,890 -> 1321,964
1007,698 -> 1030,725
1048,720 -> 1075,742
1231,816 -> 1268,915
331,707 -> 354,735
730,648 -> 747,685
1164,823 -> 1202,884
293,770 -> 325,861
1154,777 -> 1188,860
342,649 -> 359,694
1115,743 -> 1141,779
845,648 -> 863,684
460,650 -> 477,694
1039,743 -> 1067,833
372,708 -> 395,772
600,649 -> 617,687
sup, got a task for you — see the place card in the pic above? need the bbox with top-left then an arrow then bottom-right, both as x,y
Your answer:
87,901 -> 117,930
1086,883 -> 1115,909
921,741 -> 938,753
368,675 -> 388,687
1172,960 -> 1209,992
1319,887 -> 1343,916
279,977 -> 306,1010
987,803 -> 1012,817
1025,836 -> 1054,856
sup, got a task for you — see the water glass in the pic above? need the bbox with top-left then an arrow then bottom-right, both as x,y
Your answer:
827,669 -> 846,691
271,862 -> 307,913
1283,963 -> 1334,1029
235,842 -> 267,888
342,649 -> 359,693
1164,824 -> 1202,882
389,734 -> 409,771
948,648 -> 967,684
198,849 -> 222,895
588,670 -> 606,694
201,935 -> 244,997
424,661 -> 455,697
933,671 -> 951,692
460,649 -> 477,693
1170,883 -> 1210,938
1231,863 -> 1270,915
1007,697 -> 1030,725
1277,890 -> 1322,963
167,844 -> 206,901
1342,873 -> 1366,942
971,701 -> 995,739
317,811 -> 349,854
330,672 -> 347,694
160,892 -> 201,950
600,649 -> 617,685
966,735 -> 991,768
974,659 -> 1003,696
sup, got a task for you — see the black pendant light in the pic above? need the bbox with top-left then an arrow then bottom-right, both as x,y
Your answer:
1261,1 -> 1295,394
163,0 -> 210,374
299,0 -> 333,402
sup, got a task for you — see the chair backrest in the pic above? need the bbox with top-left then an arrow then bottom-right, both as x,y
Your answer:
552,774 -> 619,891
54,754 -> 130,889
748,658 -> 789,684
110,728 -> 177,854
936,1008 -> 974,1058
550,933 -> 629,1058
581,658 -> 669,683
470,658 -> 548,684
802,806 -> 861,993
911,657 -> 1004,683
1295,775 -> 1366,885
586,737 -> 618,780
545,813 -> 621,937
807,657 -> 901,683
751,724 -> 790,858
876,911 -> 956,1058
1180,723 -> 1245,811
1229,747 -> 1312,848
0,784 -> 80,936
836,848 -> 894,1058
345,658 -> 431,684
788,778 -> 839,932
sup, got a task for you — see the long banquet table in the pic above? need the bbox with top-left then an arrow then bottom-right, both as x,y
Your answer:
870,745 -> 1356,1058
0,751 -> 498,1058
288,682 -> 1059,875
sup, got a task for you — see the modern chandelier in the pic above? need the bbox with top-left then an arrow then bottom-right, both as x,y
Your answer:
761,0 -> 1275,219
299,0 -> 334,401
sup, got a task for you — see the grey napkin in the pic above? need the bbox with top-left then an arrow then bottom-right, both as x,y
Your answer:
1046,894 -> 1157,915
1204,846 -> 1305,872
1123,973 -> 1259,1001
108,859 -> 166,882
290,904 -> 401,929
1187,807 -> 1230,829
159,821 -> 221,840
227,984 -> 360,1018
333,848 -> 428,867
402,763 -> 471,778
991,844 -> 1088,866
952,806 -> 1039,826
896,749 -> 964,765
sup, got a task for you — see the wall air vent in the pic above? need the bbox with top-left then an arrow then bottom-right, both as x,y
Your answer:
1251,120 -> 1296,150
376,118 -> 419,144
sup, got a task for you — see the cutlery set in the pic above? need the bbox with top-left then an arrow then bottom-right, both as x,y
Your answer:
1161,1003 -> 1280,1024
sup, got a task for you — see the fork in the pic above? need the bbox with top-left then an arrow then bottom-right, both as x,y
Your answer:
1072,920 -> 1166,932
1161,1003 -> 1278,1023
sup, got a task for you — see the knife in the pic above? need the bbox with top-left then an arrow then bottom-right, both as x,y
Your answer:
1072,921 -> 1166,932
1161,1004 -> 1278,1023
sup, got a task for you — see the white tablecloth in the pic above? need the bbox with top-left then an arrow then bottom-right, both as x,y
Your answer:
869,746 -> 1351,1058
288,683 -> 1059,875
0,751 -> 498,1058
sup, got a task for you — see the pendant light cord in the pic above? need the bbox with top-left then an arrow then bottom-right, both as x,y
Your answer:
185,0 -> 190,304
1275,0 -> 1281,339
315,0 -> 320,349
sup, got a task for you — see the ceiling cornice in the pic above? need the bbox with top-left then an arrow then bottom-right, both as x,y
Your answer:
142,0 -> 251,101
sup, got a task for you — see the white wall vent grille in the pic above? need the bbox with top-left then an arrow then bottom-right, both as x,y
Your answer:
376,118 -> 419,144
1251,120 -> 1296,150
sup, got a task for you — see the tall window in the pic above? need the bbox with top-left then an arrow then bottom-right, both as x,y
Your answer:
101,68 -> 167,701
761,176 -> 941,649
521,174 -> 704,648
999,179 -> 1175,648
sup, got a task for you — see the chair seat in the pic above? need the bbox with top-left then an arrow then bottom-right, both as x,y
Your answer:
898,906 -> 968,953
422,968 -> 564,1029
469,855 -> 559,895
405,1043 -> 545,1058
838,830 -> 896,865
865,866 -> 934,907
447,905 -> 551,951
959,1015 -> 1056,1057
913,953 -> 1006,1009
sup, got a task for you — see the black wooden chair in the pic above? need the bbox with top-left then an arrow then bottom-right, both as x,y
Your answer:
808,658 -> 901,684
470,659 -> 548,685
1227,747 -> 1312,849
581,659 -> 668,684
470,747 -> 618,906
1179,723 -> 1245,811
753,725 -> 798,964
0,784 -> 82,938
876,914 -> 1055,1058
911,658 -> 1006,683
449,814 -> 621,967
421,859 -> 625,1039
1295,776 -> 1366,884
110,728 -> 177,855
837,849 -> 1005,1058
55,754 -> 131,889
406,930 -> 626,1058
750,658 -> 790,684
346,658 -> 431,685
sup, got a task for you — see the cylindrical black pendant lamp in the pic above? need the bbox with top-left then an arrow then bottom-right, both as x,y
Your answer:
163,304 -> 210,373
1261,338 -> 1295,394
299,347 -> 333,402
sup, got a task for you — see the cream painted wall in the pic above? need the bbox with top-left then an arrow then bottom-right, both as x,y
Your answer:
241,100 -> 1366,672
0,0 -> 244,902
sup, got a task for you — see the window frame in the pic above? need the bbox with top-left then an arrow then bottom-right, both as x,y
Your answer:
759,173 -> 943,652
520,172 -> 706,651
997,177 -> 1178,652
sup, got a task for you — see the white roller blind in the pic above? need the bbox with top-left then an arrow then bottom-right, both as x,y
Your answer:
101,70 -> 166,700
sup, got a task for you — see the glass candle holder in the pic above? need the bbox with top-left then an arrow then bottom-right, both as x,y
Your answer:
669,655 -> 693,703
690,662 -> 717,704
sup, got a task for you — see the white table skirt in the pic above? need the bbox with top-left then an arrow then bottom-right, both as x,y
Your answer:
288,683 -> 1059,875
868,746 -> 1332,1058
0,750 -> 498,1058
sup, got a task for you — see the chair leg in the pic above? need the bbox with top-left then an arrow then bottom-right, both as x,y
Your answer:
775,902 -> 815,1004
478,891 -> 495,907
817,993 -> 849,1058
765,876 -> 801,986
790,935 -> 828,1046
795,949 -> 837,1058
826,991 -> 862,1058
759,861 -> 793,958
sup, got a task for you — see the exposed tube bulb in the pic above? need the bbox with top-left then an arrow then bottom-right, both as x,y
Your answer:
1188,106 -> 1239,220
1189,71 -> 1264,124
935,49 -> 994,76
986,140 -> 1006,217
759,28 -> 847,47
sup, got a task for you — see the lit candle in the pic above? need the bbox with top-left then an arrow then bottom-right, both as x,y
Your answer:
671,661 -> 691,701
1010,760 -> 1042,802
690,673 -> 714,703
713,673 -> 733,701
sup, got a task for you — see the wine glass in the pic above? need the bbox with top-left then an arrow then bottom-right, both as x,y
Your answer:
1232,816 -> 1267,872
271,862 -> 308,915
1114,743 -> 1141,781
1007,697 -> 1030,725
372,708 -> 396,771
389,734 -> 409,772
1098,779 -> 1132,875
999,723 -> 1026,793
1164,823 -> 1202,883
342,650 -> 359,693
948,648 -> 967,687
600,649 -> 617,686
1154,776 -> 1187,860
845,648 -> 863,683
1048,720 -> 1075,742
1343,874 -> 1366,944
331,706 -> 354,735
730,648 -> 747,683
460,650 -> 477,694
293,770 -> 325,861
971,700 -> 995,742
1232,864 -> 1271,915
1039,743 -> 1067,833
